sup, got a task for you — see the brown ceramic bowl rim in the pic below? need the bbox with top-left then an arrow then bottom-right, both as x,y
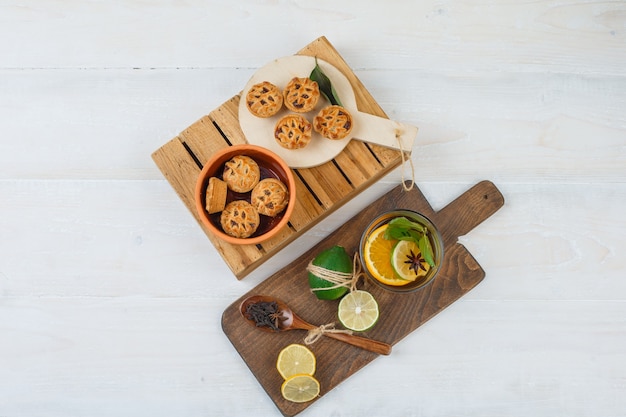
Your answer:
194,144 -> 296,245
359,209 -> 445,293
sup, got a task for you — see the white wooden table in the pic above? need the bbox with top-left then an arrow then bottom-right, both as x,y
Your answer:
1,1 -> 624,416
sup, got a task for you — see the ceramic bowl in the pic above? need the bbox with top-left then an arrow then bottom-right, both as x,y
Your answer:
194,144 -> 296,245
359,209 -> 444,293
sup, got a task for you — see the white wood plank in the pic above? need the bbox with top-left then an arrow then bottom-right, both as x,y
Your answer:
0,68 -> 252,180
0,297 -> 269,416
1,69 -> 624,182
1,297 -> 623,416
1,1 -> 624,76
0,179 -> 243,297
1,180 -> 624,300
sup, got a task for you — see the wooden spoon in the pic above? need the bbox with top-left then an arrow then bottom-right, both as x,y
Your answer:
240,295 -> 392,355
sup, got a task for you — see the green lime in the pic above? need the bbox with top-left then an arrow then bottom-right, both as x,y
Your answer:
308,245 -> 352,300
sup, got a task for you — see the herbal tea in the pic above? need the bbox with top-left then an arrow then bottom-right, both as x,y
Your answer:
359,210 -> 444,293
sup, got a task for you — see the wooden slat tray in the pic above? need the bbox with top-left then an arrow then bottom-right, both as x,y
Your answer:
222,180 -> 505,416
151,36 -> 408,279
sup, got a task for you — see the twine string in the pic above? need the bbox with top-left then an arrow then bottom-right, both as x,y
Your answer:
303,254 -> 365,344
306,253 -> 364,294
304,323 -> 353,345
396,128 -> 415,192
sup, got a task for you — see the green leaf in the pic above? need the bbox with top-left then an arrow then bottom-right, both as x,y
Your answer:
384,226 -> 407,241
386,216 -> 435,267
419,235 -> 435,267
310,57 -> 343,106
387,217 -> 427,234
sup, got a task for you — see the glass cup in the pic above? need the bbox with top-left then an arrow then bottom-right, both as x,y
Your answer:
359,209 -> 444,293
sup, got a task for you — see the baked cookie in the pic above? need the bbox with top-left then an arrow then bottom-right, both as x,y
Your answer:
220,200 -> 260,239
205,177 -> 227,214
246,81 -> 283,118
251,178 -> 289,217
222,155 -> 260,193
313,105 -> 354,140
283,77 -> 320,113
274,114 -> 313,149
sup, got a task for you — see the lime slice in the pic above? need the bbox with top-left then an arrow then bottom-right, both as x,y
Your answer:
391,240 -> 431,281
276,344 -> 316,380
337,290 -> 379,332
281,374 -> 320,403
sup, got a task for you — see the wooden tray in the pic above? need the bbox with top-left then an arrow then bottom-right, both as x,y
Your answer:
222,180 -> 505,416
151,36 -> 408,279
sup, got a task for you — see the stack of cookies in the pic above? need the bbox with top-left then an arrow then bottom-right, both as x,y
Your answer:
205,155 -> 289,239
245,76 -> 354,150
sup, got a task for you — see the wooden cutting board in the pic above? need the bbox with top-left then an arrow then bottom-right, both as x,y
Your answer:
222,180 -> 504,416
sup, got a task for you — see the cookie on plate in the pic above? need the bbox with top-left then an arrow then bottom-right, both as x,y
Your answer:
313,105 -> 354,140
220,200 -> 260,239
283,77 -> 320,113
222,155 -> 260,193
251,178 -> 289,217
246,81 -> 284,118
274,114 -> 313,149
205,177 -> 227,214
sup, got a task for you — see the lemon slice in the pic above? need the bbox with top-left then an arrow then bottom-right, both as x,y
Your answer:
391,240 -> 431,281
337,290 -> 379,332
276,344 -> 316,380
281,374 -> 320,403
362,224 -> 410,286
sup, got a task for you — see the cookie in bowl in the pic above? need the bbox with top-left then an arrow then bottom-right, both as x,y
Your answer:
204,177 -> 227,214
251,178 -> 289,217
220,200 -> 260,239
246,81 -> 283,118
283,77 -> 320,113
223,155 -> 261,193
313,105 -> 354,140
274,114 -> 313,150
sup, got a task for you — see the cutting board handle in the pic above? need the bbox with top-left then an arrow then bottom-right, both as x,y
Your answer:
435,180 -> 505,245
352,111 -> 418,152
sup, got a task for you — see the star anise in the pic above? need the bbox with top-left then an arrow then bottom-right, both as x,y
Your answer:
404,249 -> 427,277
269,310 -> 285,330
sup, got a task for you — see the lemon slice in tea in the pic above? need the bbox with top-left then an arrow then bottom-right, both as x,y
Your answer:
391,239 -> 431,281
276,344 -> 316,380
281,374 -> 320,403
337,290 -> 379,332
